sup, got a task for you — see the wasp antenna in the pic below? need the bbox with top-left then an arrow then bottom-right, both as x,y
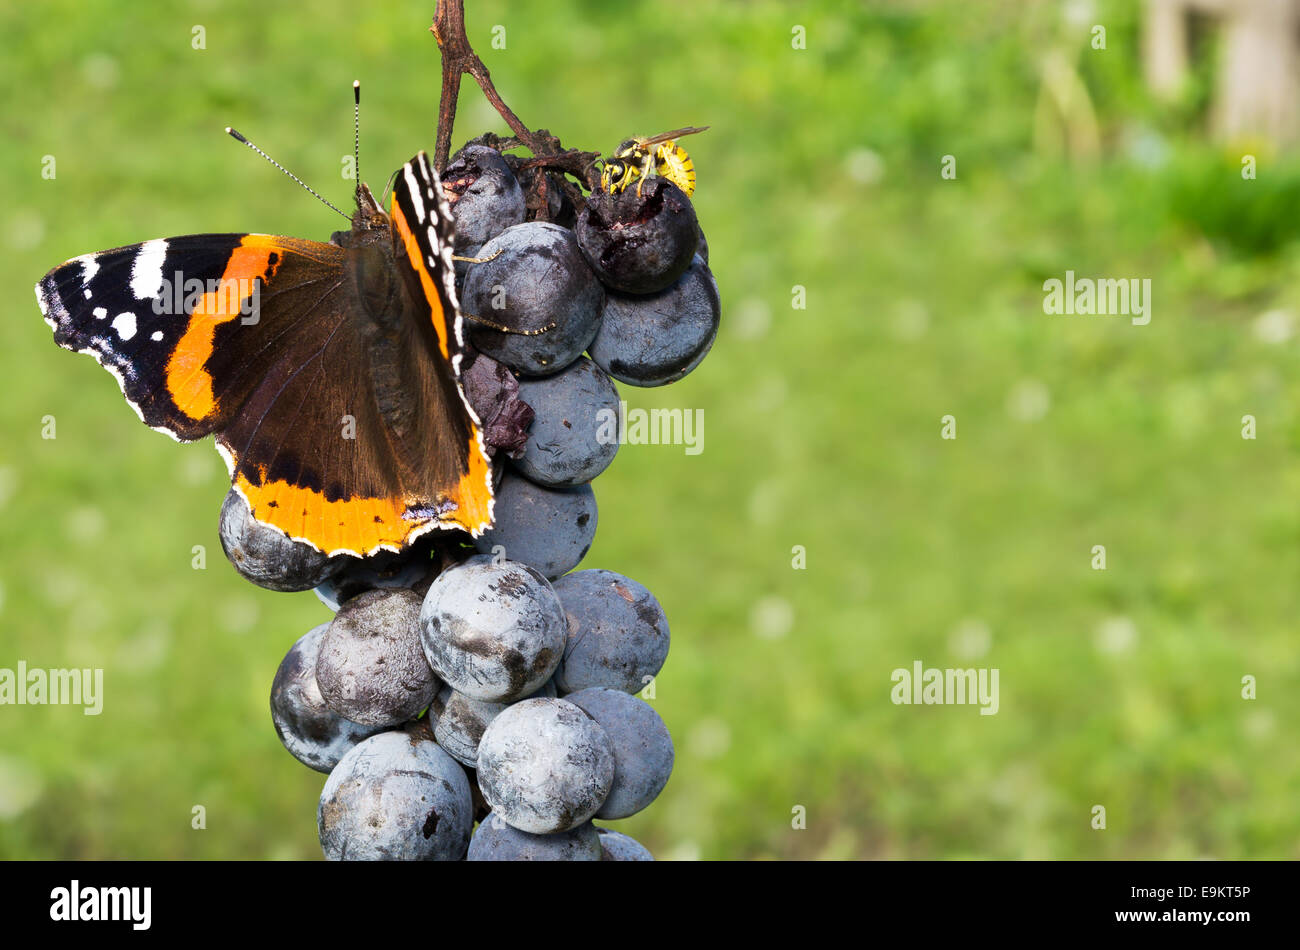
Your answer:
225,126 -> 350,221
353,80 -> 361,188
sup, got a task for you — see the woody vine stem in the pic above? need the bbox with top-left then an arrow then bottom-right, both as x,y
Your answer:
430,0 -> 601,211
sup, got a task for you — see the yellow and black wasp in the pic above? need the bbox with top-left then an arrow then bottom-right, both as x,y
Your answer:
600,126 -> 709,198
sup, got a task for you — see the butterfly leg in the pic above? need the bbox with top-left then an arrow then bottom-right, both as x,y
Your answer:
462,312 -> 556,336
452,249 -> 504,264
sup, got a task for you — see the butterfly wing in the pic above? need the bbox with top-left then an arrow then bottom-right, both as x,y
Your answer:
205,236 -> 417,557
36,218 -> 491,557
384,151 -> 493,537
35,234 -> 320,441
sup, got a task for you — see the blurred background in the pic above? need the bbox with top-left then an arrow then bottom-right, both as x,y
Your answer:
1,0 -> 1297,860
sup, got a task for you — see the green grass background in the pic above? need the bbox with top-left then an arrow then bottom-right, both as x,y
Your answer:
0,0 -> 1297,859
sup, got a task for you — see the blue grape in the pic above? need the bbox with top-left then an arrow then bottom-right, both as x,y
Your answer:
473,471 -> 597,580
476,697 -> 614,833
312,542 -> 439,613
596,827 -> 654,861
314,588 -> 437,727
467,813 -> 601,861
428,678 -> 557,768
270,623 -> 385,773
419,555 -> 565,703
461,223 -> 604,376
218,489 -> 336,592
551,569 -> 669,695
444,145 -> 526,262
512,356 -> 621,487
317,730 -> 472,861
564,687 -> 674,819
589,255 -> 720,387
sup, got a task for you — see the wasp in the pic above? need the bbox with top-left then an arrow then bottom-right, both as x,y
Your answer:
600,126 -> 709,198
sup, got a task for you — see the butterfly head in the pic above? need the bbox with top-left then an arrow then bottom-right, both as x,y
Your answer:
352,182 -> 389,232
327,184 -> 388,249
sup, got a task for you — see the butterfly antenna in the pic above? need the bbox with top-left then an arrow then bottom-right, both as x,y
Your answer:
353,80 -> 361,189
225,126 -> 350,221
379,168 -> 401,208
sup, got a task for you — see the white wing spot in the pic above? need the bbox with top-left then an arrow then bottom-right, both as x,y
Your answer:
83,288 -> 93,299
112,312 -> 137,341
403,165 -> 426,223
151,330 -> 164,342
93,307 -> 107,319
78,255 -> 100,283
130,239 -> 168,301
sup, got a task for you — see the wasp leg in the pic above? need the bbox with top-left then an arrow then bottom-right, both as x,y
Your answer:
634,153 -> 656,198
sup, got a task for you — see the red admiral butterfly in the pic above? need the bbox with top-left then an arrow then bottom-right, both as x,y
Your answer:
35,108 -> 493,558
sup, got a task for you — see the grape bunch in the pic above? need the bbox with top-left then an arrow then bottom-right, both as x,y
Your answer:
225,140 -> 719,861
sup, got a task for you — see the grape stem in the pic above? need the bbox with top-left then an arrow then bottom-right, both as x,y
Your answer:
430,0 -> 601,212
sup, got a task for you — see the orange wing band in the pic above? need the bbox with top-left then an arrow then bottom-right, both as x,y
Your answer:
167,235 -> 286,421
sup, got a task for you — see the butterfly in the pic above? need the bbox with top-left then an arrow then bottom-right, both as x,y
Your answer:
35,146 -> 494,558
